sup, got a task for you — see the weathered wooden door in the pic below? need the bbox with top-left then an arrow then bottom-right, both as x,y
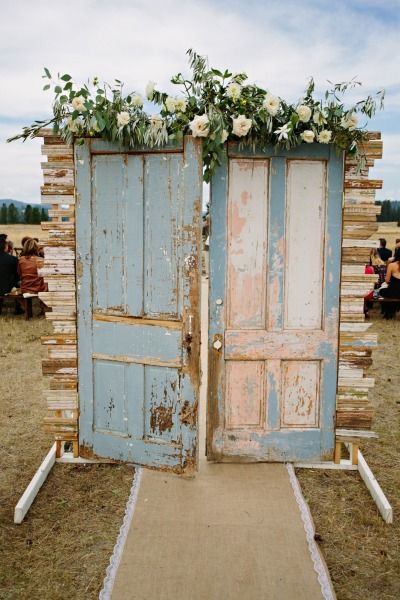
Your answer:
76,137 -> 202,473
208,143 -> 343,462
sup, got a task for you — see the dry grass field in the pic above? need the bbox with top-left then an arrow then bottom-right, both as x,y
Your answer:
0,315 -> 133,600
1,224 -> 48,246
369,222 -> 400,250
298,307 -> 400,599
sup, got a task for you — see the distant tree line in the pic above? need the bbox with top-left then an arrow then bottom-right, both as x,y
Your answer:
0,203 -> 49,224
375,200 -> 400,223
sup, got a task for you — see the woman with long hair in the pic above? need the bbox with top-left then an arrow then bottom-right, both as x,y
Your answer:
379,247 -> 400,319
18,239 -> 48,293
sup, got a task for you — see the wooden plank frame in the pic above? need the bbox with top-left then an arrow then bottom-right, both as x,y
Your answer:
38,130 -> 382,457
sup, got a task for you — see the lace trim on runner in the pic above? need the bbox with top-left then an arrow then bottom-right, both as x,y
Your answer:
99,467 -> 143,600
286,463 -> 335,600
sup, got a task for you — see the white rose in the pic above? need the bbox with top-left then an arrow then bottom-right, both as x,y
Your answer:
341,113 -> 358,131
132,94 -> 143,108
165,96 -> 177,113
149,114 -> 163,129
175,98 -> 187,113
189,114 -> 210,138
313,110 -> 327,126
301,130 -> 315,144
146,80 -> 156,100
227,82 -> 242,101
263,93 -> 280,116
232,115 -> 252,137
221,129 -> 229,143
117,111 -> 130,127
71,95 -> 86,112
297,104 -> 312,123
318,130 -> 332,144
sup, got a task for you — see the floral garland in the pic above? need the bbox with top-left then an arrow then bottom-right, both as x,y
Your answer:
9,49 -> 384,182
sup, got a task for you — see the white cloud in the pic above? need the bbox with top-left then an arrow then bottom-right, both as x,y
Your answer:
0,0 -> 399,201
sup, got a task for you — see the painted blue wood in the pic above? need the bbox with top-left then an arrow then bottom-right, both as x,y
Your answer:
208,146 -> 228,459
76,138 -> 202,472
92,321 -> 181,365
144,154 -> 182,318
208,144 -> 344,462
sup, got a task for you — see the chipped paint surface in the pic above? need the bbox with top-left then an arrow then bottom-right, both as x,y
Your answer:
207,145 -> 343,462
76,137 -> 202,472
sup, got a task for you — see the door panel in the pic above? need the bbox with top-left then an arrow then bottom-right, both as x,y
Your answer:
208,144 -> 343,462
76,137 -> 202,473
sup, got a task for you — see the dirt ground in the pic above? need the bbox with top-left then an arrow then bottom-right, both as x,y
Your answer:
0,315 -> 133,600
298,306 -> 400,600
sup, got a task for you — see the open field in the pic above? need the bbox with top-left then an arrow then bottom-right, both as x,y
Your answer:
0,315 -> 133,600
298,307 -> 400,599
369,222 -> 400,250
0,224 -> 48,246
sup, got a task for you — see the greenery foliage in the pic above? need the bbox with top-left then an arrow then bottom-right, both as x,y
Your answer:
8,50 -> 385,181
0,203 -> 47,225
376,200 -> 400,223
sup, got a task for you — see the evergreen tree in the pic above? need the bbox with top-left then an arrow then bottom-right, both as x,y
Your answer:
41,207 -> 49,222
0,203 -> 7,224
24,204 -> 33,224
32,206 -> 41,224
7,203 -> 19,224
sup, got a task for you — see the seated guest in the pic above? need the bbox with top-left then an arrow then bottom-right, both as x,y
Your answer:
377,238 -> 392,262
388,239 -> 400,263
6,240 -> 15,255
379,248 -> 400,319
18,239 -> 48,293
0,236 -> 19,294
370,248 -> 386,287
20,236 -> 32,256
0,236 -> 21,315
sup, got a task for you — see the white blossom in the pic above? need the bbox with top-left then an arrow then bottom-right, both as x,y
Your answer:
71,96 -> 86,112
165,97 -> 177,113
189,114 -> 210,138
296,104 -> 312,123
232,115 -> 252,137
318,130 -> 332,144
146,81 -> 156,100
221,129 -> 229,143
132,95 -> 143,108
227,82 -> 242,101
341,112 -> 358,131
301,130 -> 315,144
263,93 -> 280,116
175,98 -> 187,113
274,123 -> 291,141
117,111 -> 130,127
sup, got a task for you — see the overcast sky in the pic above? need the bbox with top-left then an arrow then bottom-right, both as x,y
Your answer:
0,0 -> 399,203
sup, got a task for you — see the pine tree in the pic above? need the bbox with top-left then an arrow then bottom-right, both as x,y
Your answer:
32,206 -> 41,224
0,203 -> 7,224
24,204 -> 33,224
40,207 -> 49,222
7,203 -> 19,224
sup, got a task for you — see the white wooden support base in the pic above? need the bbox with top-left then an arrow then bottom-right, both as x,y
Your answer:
295,443 -> 393,524
14,443 -> 56,524
344,443 -> 393,524
14,444 -> 106,524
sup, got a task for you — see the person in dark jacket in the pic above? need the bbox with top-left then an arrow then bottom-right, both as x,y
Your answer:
0,236 -> 19,294
0,236 -> 21,314
377,238 -> 392,262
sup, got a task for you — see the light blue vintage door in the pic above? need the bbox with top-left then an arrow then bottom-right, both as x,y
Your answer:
76,137 -> 202,473
208,143 -> 344,462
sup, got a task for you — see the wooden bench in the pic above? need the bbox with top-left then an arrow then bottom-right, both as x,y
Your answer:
0,291 -> 39,320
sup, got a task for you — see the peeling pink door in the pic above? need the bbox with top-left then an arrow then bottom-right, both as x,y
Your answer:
207,144 -> 343,462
